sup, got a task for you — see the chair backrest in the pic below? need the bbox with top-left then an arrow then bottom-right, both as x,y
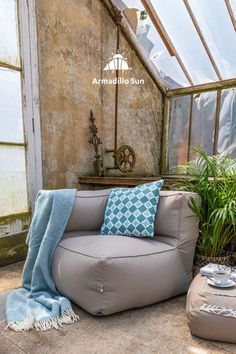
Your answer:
65,189 -> 111,232
65,189 -> 200,240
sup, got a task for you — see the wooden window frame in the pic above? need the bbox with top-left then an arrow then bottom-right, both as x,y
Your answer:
18,0 -> 42,210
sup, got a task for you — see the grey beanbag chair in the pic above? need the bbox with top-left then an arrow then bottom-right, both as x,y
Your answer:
52,189 -> 200,315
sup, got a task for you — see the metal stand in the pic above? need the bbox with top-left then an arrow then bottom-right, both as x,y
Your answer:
88,110 -> 104,177
106,10 -> 136,173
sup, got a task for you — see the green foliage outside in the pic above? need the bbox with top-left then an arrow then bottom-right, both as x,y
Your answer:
177,145 -> 236,257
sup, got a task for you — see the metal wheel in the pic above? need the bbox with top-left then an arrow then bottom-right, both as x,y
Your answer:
116,145 -> 136,173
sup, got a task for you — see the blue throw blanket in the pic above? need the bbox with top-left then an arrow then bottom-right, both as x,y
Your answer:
6,189 -> 79,331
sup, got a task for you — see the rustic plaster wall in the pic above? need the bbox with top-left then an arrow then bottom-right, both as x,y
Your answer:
36,0 -> 164,189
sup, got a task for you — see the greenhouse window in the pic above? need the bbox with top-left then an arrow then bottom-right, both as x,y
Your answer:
0,0 -> 42,238
189,91 -> 217,160
218,88 -> 236,157
0,0 -> 28,218
167,88 -> 236,173
167,95 -> 191,172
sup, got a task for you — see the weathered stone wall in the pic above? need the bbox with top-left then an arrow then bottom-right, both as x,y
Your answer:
36,0 -> 163,189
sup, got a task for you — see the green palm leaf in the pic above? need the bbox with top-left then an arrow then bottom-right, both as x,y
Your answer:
176,145 -> 236,257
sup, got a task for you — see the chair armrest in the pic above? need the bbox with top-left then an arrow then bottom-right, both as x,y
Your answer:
155,191 -> 201,281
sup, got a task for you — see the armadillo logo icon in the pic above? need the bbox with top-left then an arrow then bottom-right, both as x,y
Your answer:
103,52 -> 131,73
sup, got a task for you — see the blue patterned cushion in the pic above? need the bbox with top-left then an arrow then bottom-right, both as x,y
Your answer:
100,180 -> 164,237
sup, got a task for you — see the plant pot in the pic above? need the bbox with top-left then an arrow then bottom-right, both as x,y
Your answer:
193,253 -> 232,277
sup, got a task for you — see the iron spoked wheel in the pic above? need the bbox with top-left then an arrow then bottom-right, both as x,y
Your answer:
116,145 -> 136,173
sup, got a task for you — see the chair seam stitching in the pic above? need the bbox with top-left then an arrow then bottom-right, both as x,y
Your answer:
57,243 -> 176,260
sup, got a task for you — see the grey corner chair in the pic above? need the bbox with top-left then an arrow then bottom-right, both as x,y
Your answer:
52,189 -> 200,316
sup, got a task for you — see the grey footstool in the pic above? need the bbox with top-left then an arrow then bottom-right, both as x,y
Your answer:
186,274 -> 236,343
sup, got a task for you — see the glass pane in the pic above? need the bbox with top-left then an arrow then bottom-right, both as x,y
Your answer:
230,0 -> 236,17
0,145 -> 28,216
189,0 -> 236,80
168,95 -> 191,172
0,0 -> 20,67
112,0 -> 189,88
152,0 -> 218,85
189,91 -> 217,160
0,68 -> 24,143
218,89 -> 236,158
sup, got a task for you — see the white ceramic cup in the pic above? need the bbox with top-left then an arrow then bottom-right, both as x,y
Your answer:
213,269 -> 230,285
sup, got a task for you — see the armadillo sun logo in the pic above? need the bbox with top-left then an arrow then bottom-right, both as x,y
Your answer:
103,52 -> 131,73
92,50 -> 144,85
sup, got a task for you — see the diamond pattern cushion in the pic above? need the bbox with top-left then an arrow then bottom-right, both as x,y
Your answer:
100,180 -> 164,237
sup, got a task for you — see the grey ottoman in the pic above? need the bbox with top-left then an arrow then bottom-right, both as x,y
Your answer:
186,274 -> 236,343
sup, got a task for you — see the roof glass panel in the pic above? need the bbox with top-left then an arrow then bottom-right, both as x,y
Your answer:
151,0 -> 218,85
229,0 -> 236,20
189,0 -> 236,80
112,0 -> 189,88
113,0 -> 236,88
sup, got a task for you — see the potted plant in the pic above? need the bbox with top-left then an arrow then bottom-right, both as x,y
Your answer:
177,145 -> 236,270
